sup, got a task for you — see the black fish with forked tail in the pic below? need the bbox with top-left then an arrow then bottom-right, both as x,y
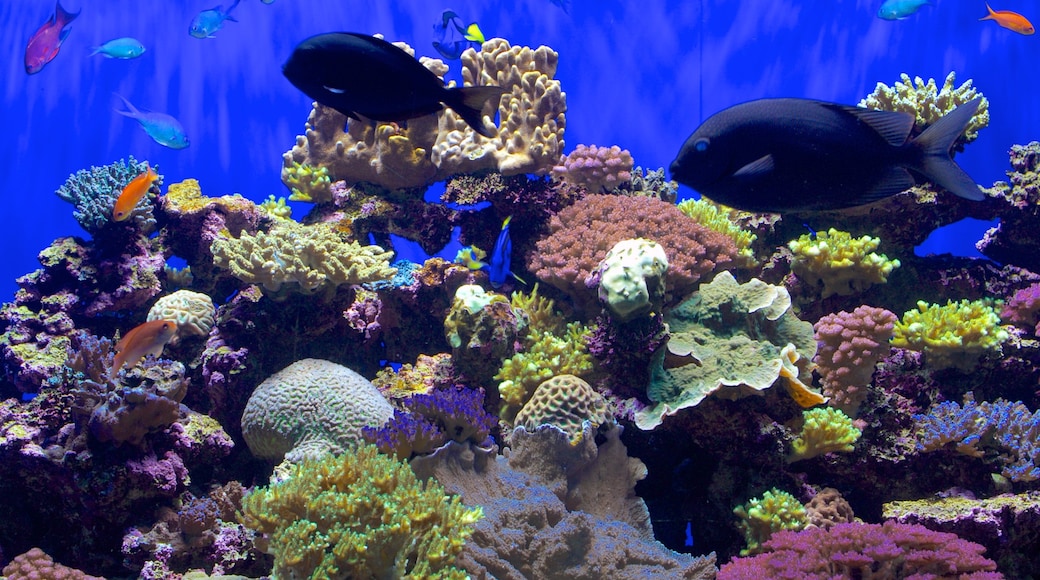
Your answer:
283,32 -> 505,137
669,98 -> 984,212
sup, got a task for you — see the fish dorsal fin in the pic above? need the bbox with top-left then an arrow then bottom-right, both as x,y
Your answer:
857,166 -> 915,205
733,154 -> 774,179
828,104 -> 915,147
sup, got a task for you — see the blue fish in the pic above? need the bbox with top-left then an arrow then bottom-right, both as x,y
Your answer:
90,37 -> 146,59
114,94 -> 190,149
877,0 -> 931,20
189,0 -> 240,38
684,521 -> 694,548
432,10 -> 485,60
488,216 -> 524,288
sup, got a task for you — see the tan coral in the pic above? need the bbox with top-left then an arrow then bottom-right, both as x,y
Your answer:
514,375 -> 612,443
210,219 -> 396,297
146,289 -> 216,344
858,71 -> 989,145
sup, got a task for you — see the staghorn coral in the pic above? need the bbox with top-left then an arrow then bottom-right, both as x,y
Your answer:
787,407 -> 862,462
635,271 -> 821,430
210,219 -> 396,298
813,305 -> 898,416
719,521 -> 1000,579
859,71 -> 990,147
733,488 -> 809,555
146,289 -> 216,344
595,238 -> 669,322
513,374 -> 612,443
892,299 -> 1009,371
528,194 -> 737,311
788,228 -> 901,298
240,443 -> 482,580
240,358 -> 394,466
551,144 -> 634,193
56,156 -> 158,235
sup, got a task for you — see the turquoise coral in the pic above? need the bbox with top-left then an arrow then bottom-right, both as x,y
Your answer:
56,156 -> 158,235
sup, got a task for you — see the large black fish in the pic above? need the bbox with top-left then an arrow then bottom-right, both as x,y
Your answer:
669,98 -> 983,212
283,32 -> 505,137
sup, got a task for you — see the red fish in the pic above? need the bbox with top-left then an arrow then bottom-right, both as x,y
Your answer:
24,0 -> 80,74
980,3 -> 1035,35
113,165 -> 159,221
111,320 -> 178,376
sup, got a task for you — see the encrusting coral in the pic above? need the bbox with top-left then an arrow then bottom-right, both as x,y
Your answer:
241,443 -> 483,580
788,228 -> 901,298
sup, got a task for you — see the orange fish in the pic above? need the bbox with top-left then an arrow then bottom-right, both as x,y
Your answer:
980,3 -> 1035,35
111,320 -> 178,375
113,165 -> 159,222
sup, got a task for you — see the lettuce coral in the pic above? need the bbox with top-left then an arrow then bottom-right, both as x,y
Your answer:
787,407 -> 862,462
892,299 -> 1009,371
241,443 -> 482,580
733,488 -> 808,555
788,228 -> 900,298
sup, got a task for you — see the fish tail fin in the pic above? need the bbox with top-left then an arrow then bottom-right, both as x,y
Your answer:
55,0 -> 80,23
447,85 -> 506,138
980,2 -> 995,20
464,23 -> 486,43
113,93 -> 139,117
910,98 -> 984,201
226,0 -> 241,16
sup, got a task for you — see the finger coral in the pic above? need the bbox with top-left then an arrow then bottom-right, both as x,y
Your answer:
551,144 -> 634,193
787,407 -> 862,462
813,305 -> 898,416
240,443 -> 482,580
788,228 -> 901,298
892,299 -> 1009,371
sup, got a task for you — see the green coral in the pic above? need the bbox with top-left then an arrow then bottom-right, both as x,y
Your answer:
677,198 -> 757,267
788,228 -> 900,298
241,444 -> 482,580
635,271 -> 822,430
496,320 -> 594,420
892,299 -> 1009,371
283,161 -> 332,203
858,71 -> 989,147
734,488 -> 808,556
788,407 -> 862,462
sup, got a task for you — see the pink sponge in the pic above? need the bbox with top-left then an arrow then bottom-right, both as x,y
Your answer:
814,305 -> 897,416
551,144 -> 634,193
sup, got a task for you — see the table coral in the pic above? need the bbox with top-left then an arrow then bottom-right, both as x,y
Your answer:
859,71 -> 990,148
210,219 -> 396,298
513,374 -> 611,443
733,488 -> 808,555
146,289 -> 216,344
788,228 -> 901,298
56,156 -> 158,235
595,238 -> 669,322
892,299 -> 1009,371
240,443 -> 482,580
787,407 -> 862,462
813,305 -> 898,416
240,358 -> 394,465
528,194 -> 737,311
551,144 -> 634,193
719,521 -> 1000,579
635,271 -> 821,430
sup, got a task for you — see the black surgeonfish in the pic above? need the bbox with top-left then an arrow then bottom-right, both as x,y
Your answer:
669,98 -> 984,212
283,32 -> 505,137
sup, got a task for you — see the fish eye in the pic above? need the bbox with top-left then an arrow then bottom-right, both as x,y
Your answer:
694,138 -> 710,152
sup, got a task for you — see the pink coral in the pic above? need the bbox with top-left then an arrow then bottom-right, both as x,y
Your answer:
1001,283 -> 1040,336
528,194 -> 737,311
813,305 -> 897,416
719,521 -> 1001,580
551,144 -> 635,193
2,548 -> 104,580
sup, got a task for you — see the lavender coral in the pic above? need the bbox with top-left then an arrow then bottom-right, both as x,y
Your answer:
1002,282 -> 1040,337
56,156 -> 158,235
551,144 -> 634,193
363,387 -> 496,459
813,305 -> 898,416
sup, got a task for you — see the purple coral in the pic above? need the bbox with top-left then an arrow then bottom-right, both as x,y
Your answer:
719,521 -> 1001,579
551,144 -> 635,193
1002,283 -> 1040,337
813,305 -> 897,416
363,387 -> 496,459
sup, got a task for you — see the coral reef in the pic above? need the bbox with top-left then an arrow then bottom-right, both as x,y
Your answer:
2,548 -> 104,580
1002,282 -> 1040,336
551,144 -> 634,193
733,488 -> 808,555
788,228 -> 901,298
859,71 -> 990,147
513,374 -> 611,442
892,299 -> 1009,371
56,156 -> 158,235
813,305 -> 898,416
787,407 -> 862,462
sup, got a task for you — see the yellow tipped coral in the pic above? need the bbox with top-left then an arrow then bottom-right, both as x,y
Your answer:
258,194 -> 293,220
892,299 -> 1009,371
241,443 -> 482,580
788,228 -> 900,298
283,161 -> 332,203
496,321 -> 593,420
733,488 -> 808,555
677,198 -> 758,267
788,407 -> 862,462
859,71 -> 989,145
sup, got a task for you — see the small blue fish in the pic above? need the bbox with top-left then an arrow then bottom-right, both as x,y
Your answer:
488,216 -> 524,288
114,94 -> 190,149
90,37 -> 146,59
189,0 -> 240,38
432,10 -> 485,60
802,223 -> 818,241
261,0 -> 274,3
877,0 -> 931,20
684,521 -> 694,548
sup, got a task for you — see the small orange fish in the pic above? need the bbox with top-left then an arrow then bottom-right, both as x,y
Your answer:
980,3 -> 1035,35
111,320 -> 178,375
113,165 -> 159,222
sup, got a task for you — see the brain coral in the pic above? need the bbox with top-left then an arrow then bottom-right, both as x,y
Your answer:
240,358 -> 394,464
528,194 -> 737,311
146,289 -> 216,344
513,374 -> 611,443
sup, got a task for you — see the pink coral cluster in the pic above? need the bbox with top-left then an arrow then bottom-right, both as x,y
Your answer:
1002,282 -> 1040,336
2,547 -> 104,580
551,144 -> 635,193
813,305 -> 898,416
528,194 -> 738,311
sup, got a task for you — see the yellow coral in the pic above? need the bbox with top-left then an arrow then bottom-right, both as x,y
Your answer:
283,161 -> 332,203
733,489 -> 808,555
677,198 -> 757,267
788,228 -> 900,298
788,407 -> 862,462
164,179 -> 257,215
859,71 -> 989,144
496,321 -> 593,420
892,299 -> 1009,371
258,194 -> 292,220
210,219 -> 396,298
241,444 -> 481,580
510,283 -> 566,336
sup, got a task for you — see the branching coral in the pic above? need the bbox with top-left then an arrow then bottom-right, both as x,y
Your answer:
813,305 -> 898,416
859,71 -> 989,147
56,156 -> 158,235
282,161 -> 331,202
788,228 -> 901,298
733,488 -> 808,555
787,407 -> 862,462
496,319 -> 593,420
240,444 -> 482,580
892,299 -> 1009,371
551,144 -> 634,193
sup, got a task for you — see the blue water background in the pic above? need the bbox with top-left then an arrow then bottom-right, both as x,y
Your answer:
1,0 -> 1034,301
